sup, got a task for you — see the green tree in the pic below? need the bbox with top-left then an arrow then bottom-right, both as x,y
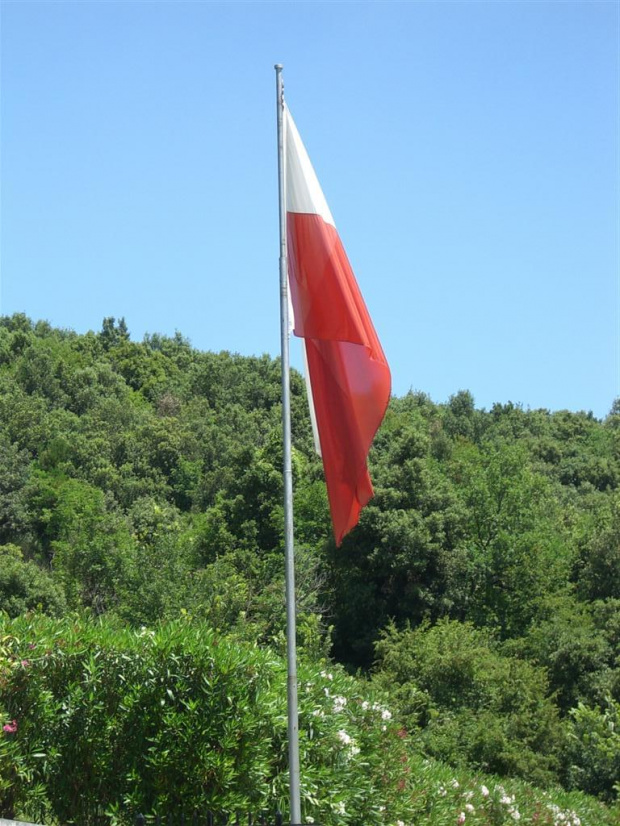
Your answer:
563,699 -> 620,801
574,492 -> 620,601
374,619 -> 564,784
0,544 -> 66,617
450,441 -> 573,637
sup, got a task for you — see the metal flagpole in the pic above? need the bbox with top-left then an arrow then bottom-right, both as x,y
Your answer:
275,63 -> 302,826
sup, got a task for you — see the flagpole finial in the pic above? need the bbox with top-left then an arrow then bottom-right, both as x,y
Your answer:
275,65 -> 285,107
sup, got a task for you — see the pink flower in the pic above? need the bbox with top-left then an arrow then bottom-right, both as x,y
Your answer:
20,660 -> 30,668
457,814 -> 466,825
3,720 -> 18,734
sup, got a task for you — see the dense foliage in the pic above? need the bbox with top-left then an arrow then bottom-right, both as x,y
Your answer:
0,314 -> 618,821
0,614 -> 415,826
373,620 -> 564,786
1,614 -> 616,826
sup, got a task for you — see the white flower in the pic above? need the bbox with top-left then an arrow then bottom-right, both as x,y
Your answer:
438,786 -> 447,797
463,791 -> 473,801
500,795 -> 514,806
465,804 -> 475,813
332,695 -> 347,712
337,729 -> 352,746
481,785 -> 489,798
323,687 -> 330,697
510,810 -> 521,822
333,801 -> 346,815
306,819 -> 314,824
457,814 -> 466,826
396,820 -> 405,826
451,779 -> 460,789
378,806 -> 386,812
336,729 -> 359,758
320,670 -> 333,680
381,724 -> 387,732
381,708 -> 392,721
361,700 -> 370,711
311,709 -> 324,718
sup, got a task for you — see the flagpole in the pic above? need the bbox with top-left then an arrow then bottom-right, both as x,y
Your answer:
275,63 -> 302,826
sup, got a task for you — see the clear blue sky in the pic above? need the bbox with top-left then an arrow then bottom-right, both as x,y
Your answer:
1,1 -> 617,418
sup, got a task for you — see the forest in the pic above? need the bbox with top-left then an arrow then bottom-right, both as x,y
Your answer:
0,313 -> 618,826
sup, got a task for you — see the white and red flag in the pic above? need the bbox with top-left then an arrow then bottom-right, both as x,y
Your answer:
284,107 -> 391,546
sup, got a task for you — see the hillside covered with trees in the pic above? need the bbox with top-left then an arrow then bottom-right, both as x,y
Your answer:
1,313 -> 619,824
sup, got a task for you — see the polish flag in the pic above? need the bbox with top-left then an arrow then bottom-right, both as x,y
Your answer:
284,107 -> 391,545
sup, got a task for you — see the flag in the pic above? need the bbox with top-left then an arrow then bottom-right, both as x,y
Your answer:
284,106 -> 391,545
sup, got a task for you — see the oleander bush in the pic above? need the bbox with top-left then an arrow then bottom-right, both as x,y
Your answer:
2,613 -> 619,826
0,613 -> 415,826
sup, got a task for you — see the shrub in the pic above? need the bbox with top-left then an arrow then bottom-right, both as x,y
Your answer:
0,545 -> 66,618
563,699 -> 620,801
373,619 -> 564,785
0,614 -> 415,826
